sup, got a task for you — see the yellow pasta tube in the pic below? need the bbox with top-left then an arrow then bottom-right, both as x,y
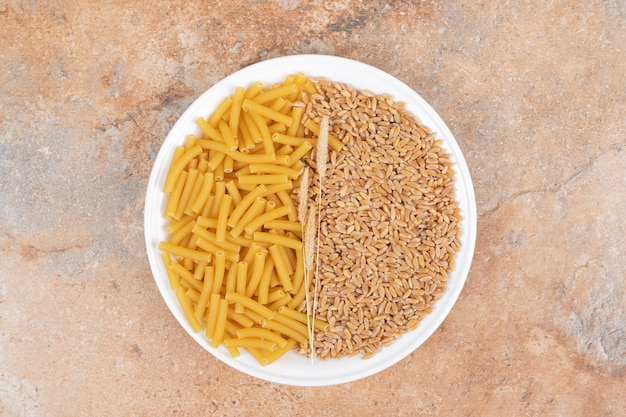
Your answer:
190,172 -> 215,214
169,218 -> 195,246
293,72 -> 309,88
161,252 -> 180,289
210,298 -> 229,348
223,338 -> 278,352
208,96 -> 232,127
193,260 -> 207,281
268,294 -> 293,311
287,106 -> 304,136
275,144 -> 293,155
214,162 -> 225,181
165,171 -> 188,219
243,205 -> 292,235
170,262 -> 203,292
183,233 -> 198,270
235,261 -> 248,313
274,132 -> 312,147
210,181 -> 226,218
271,312 -> 309,339
184,133 -> 197,150
228,150 -> 276,164
165,145 -> 185,185
211,251 -> 226,294
269,123 -> 286,135
263,182 -> 295,197
274,154 -> 291,166
195,215 -> 217,230
286,283 -> 306,310
241,243 -> 263,265
278,306 -> 329,331
207,149 -> 227,172
268,244 -> 293,292
163,145 -> 202,193
205,294 -> 221,339
245,250 -> 267,298
269,97 -> 288,118
173,168 -> 199,220
227,308 -> 254,328
288,141 -> 313,165
218,119 -> 238,152
301,80 -> 317,95
261,318 -> 308,344
196,139 -> 229,154
237,174 -> 289,186
262,220 -> 301,232
247,347 -> 267,366
251,83 -> 297,105
291,246 -> 304,293
256,257 -> 274,305
275,190 -> 298,222
223,155 -> 234,173
229,197 -> 266,238
266,288 -> 285,304
191,225 -> 241,253
184,172 -> 205,216
197,157 -> 209,174
229,86 -> 245,138
276,98 -> 292,115
248,111 -> 275,154
195,237 -> 239,263
225,291 -> 275,320
238,118 -> 256,151
226,232 -> 254,248
244,81 -> 263,99
196,118 -> 223,142
167,212 -> 195,235
235,327 -> 288,348
185,287 -> 200,304
242,308 -> 265,325
224,180 -> 242,206
264,338 -> 298,365
241,112 -> 262,144
194,266 -> 214,319
159,241 -> 211,263
248,163 -> 300,180
255,232 -> 302,251
175,287 -> 203,333
262,198 -> 278,214
215,194 -> 232,242
201,194 -> 215,218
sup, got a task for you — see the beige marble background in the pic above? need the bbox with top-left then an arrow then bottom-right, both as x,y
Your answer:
1,1 -> 624,416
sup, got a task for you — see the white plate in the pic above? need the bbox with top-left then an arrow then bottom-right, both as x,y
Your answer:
144,54 -> 477,386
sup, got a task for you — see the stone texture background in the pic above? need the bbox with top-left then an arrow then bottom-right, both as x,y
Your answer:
1,1 -> 624,416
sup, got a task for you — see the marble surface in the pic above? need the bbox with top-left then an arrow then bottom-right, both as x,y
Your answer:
1,1 -> 624,415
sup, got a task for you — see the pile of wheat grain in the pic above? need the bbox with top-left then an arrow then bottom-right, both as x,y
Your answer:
296,78 -> 462,359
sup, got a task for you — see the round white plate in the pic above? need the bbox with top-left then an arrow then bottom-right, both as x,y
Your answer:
144,54 -> 477,386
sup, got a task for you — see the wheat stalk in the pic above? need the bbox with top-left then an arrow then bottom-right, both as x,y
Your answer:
304,205 -> 316,360
297,167 -> 314,358
311,116 -> 329,362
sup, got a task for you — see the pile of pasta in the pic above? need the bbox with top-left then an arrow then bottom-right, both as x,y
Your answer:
159,74 -> 340,366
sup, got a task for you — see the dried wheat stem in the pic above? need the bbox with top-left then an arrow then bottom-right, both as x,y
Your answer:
311,116 -> 330,361
304,206 -> 317,360
297,167 -> 314,357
